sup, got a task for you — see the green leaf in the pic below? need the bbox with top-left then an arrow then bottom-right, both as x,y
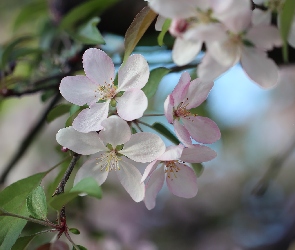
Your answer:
157,19 -> 171,46
60,0 -> 119,30
73,17 -> 105,45
47,104 -> 72,123
279,0 -> 295,62
26,186 -> 47,220
73,245 -> 88,250
69,228 -> 80,235
191,163 -> 204,177
50,177 -> 102,210
65,109 -> 81,127
70,105 -> 81,116
0,172 -> 48,250
41,89 -> 56,102
123,6 -> 157,62
11,235 -> 36,250
142,67 -> 170,99
152,122 -> 180,144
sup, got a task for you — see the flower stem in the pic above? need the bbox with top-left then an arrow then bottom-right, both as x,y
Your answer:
143,114 -> 164,117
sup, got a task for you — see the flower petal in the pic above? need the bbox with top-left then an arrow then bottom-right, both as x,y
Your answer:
82,48 -> 115,85
184,78 -> 213,109
74,157 -> 109,187
155,15 -> 166,31
116,89 -> 148,121
252,9 -> 271,25
116,160 -> 145,202
118,54 -> 149,91
164,94 -> 174,124
171,71 -> 190,107
158,144 -> 184,161
141,160 -> 159,182
166,162 -> 197,198
172,38 -> 202,66
180,145 -> 217,163
72,102 -> 109,133
144,166 -> 165,210
56,127 -> 107,155
174,119 -> 193,147
120,132 -> 166,163
182,116 -> 221,144
241,47 -> 278,88
99,115 -> 131,147
60,76 -> 98,106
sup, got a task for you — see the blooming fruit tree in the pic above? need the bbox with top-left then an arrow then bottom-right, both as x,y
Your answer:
0,0 -> 295,248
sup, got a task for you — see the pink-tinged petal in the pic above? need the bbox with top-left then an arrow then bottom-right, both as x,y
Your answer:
241,47 -> 278,89
197,53 -> 230,81
184,78 -> 213,109
60,76 -> 98,106
120,132 -> 166,163
252,9 -> 271,25
72,102 -> 109,133
180,144 -> 217,163
99,115 -> 131,147
246,25 -> 282,50
182,116 -> 221,144
172,38 -> 202,66
166,162 -> 197,198
174,119 -> 193,147
116,160 -> 145,202
158,144 -> 184,161
144,166 -> 165,210
118,54 -> 149,91
82,48 -> 115,85
171,71 -> 191,107
155,15 -> 166,31
141,160 -> 159,182
116,89 -> 148,121
74,157 -> 109,186
56,127 -> 107,155
164,95 -> 174,124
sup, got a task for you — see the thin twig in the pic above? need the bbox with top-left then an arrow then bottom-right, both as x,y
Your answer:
52,153 -> 81,197
0,93 -> 61,184
169,63 -> 199,73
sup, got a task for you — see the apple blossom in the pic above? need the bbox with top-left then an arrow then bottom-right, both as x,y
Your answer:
164,72 -> 220,146
56,116 -> 166,202
60,48 -> 149,133
142,144 -> 217,210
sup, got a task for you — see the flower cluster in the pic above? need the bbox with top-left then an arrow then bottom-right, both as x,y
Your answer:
56,48 -> 220,209
148,0 -> 285,88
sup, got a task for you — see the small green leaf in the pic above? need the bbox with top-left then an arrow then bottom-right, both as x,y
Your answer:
142,67 -> 170,99
69,228 -> 80,235
157,19 -> 171,46
26,186 -> 47,220
73,17 -> 105,45
65,109 -> 81,127
124,6 -> 157,62
11,235 -> 36,250
152,122 -> 180,144
47,104 -> 72,123
41,89 -> 56,102
73,245 -> 87,250
279,0 -> 295,62
191,163 -> 204,177
50,177 -> 102,210
70,105 -> 81,116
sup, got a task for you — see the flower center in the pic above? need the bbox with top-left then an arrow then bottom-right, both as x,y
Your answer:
95,82 -> 117,101
165,161 -> 180,180
174,100 -> 196,119
95,150 -> 121,172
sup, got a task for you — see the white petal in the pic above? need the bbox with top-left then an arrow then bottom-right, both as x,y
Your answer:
241,47 -> 278,88
141,160 -> 159,182
182,116 -> 221,144
164,95 -> 174,124
82,48 -> 115,85
99,115 -> 131,147
74,157 -> 109,186
116,160 -> 145,202
118,54 -> 149,91
252,9 -> 271,25
120,132 -> 166,163
180,145 -> 217,163
171,71 -> 191,107
184,78 -> 213,109
155,15 -> 166,31
72,102 -> 109,133
197,53 -> 230,81
174,119 -> 193,147
60,76 -> 98,106
158,144 -> 184,161
56,127 -> 107,155
144,166 -> 165,210
172,38 -> 202,66
116,90 -> 148,121
166,163 -> 197,198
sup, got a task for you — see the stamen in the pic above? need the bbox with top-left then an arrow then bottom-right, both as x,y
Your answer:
94,151 -> 121,172
164,161 -> 180,180
174,99 -> 197,119
96,83 -> 117,100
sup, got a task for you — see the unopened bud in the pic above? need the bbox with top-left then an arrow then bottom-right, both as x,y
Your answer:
61,147 -> 68,152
